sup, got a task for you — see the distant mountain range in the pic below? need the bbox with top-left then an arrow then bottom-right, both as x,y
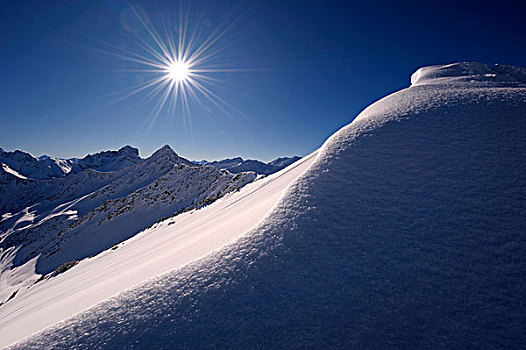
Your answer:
0,145 -> 144,181
0,146 -> 299,181
204,155 -> 301,175
0,144 -> 301,305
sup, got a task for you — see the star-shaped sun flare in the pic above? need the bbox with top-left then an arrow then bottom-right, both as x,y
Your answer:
101,4 -> 246,126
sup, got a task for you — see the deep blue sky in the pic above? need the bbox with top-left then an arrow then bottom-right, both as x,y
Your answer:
1,0 -> 525,161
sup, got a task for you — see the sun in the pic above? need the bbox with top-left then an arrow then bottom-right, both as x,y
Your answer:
103,4 -> 249,121
166,60 -> 190,82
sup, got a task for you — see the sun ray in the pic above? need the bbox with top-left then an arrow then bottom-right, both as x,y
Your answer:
96,1 -> 261,135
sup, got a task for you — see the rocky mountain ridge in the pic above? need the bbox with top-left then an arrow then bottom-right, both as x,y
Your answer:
0,144 -> 267,304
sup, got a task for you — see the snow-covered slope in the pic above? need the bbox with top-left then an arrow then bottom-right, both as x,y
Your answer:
2,62 -> 525,348
0,163 -> 27,180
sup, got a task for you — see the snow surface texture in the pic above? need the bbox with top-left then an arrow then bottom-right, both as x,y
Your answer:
3,62 -> 526,348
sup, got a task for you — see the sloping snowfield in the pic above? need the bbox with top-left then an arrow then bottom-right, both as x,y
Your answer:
2,62 -> 526,348
0,152 -> 317,348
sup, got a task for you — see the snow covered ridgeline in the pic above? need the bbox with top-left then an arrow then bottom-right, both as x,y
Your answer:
0,145 -> 142,181
2,62 -> 525,348
410,61 -> 526,85
0,145 -> 300,185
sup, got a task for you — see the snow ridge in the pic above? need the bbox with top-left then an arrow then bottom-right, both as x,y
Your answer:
411,61 -> 526,86
0,149 -> 72,180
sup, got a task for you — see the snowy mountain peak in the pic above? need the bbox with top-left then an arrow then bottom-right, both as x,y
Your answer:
149,146 -> 175,161
0,148 -> 68,180
147,145 -> 199,168
76,146 -> 141,172
411,62 -> 526,86
1,149 -> 38,163
117,145 -> 139,157
83,145 -> 140,159
151,144 -> 175,156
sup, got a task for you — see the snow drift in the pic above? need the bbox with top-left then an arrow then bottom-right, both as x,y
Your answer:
3,62 -> 526,348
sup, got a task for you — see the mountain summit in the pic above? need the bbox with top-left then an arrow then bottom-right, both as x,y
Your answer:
75,145 -> 141,172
